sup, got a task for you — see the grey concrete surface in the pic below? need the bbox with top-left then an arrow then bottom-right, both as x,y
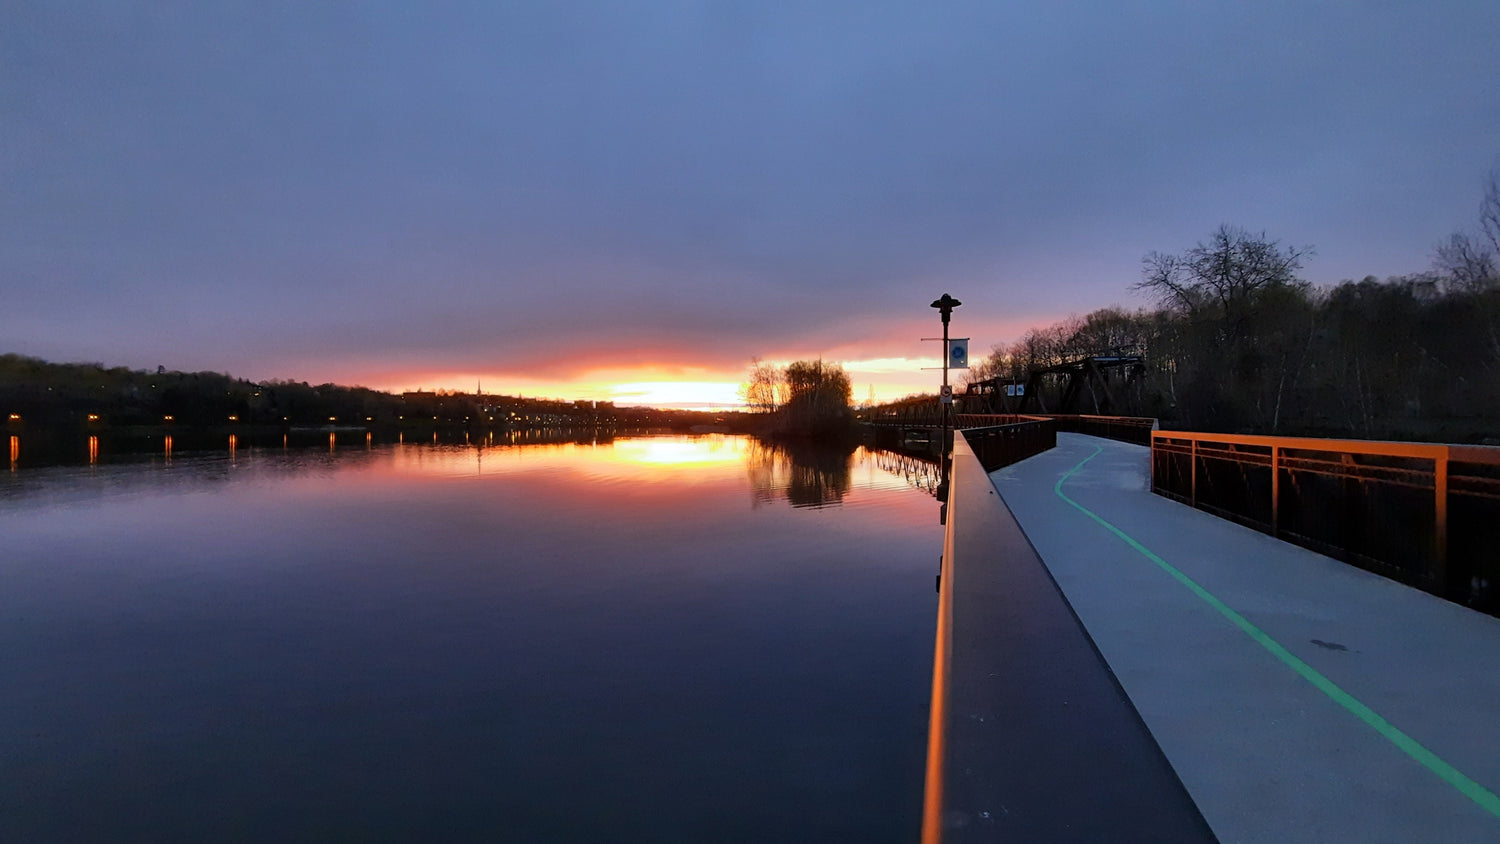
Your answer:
989,433 -> 1500,844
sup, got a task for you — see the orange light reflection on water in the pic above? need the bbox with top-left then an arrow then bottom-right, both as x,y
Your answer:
381,435 -> 752,483
9,435 -> 17,471
88,435 -> 99,465
604,437 -> 750,470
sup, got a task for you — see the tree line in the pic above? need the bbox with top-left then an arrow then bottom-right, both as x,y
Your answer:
0,355 -> 730,431
967,172 -> 1500,441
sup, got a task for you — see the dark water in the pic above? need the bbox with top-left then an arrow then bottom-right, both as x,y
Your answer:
1,432 -> 940,841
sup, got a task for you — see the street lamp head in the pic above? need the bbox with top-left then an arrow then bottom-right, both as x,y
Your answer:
930,293 -> 962,324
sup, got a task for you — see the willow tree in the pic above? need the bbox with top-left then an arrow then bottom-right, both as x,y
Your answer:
743,358 -> 853,438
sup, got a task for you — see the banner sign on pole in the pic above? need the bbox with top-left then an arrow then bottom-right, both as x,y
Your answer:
947,338 -> 968,369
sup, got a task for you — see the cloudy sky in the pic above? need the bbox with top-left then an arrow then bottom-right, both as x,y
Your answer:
5,1 -> 1498,407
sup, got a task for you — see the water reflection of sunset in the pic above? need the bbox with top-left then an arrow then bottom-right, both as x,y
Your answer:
0,425 -> 939,840
0,432 -> 936,532
375,436 -> 751,481
606,437 -> 749,470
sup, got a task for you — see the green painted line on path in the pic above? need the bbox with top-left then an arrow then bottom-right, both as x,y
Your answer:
1052,445 -> 1500,821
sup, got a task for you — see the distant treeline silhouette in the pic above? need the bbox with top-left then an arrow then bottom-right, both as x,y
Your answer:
0,355 -> 733,431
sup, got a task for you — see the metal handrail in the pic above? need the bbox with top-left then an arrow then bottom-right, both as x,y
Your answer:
1151,430 -> 1500,614
958,418 -> 1056,472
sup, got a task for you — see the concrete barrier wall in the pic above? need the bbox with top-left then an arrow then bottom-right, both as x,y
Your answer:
922,432 -> 1215,843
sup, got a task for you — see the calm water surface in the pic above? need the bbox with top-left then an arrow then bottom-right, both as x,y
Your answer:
1,433 -> 940,841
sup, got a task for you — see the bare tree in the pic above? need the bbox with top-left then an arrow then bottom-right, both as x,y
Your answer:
1134,227 -> 1313,429
1136,225 -> 1311,333
1435,233 -> 1497,291
1435,170 -> 1500,292
1482,170 -> 1500,255
740,358 -> 784,412
1066,307 -> 1152,356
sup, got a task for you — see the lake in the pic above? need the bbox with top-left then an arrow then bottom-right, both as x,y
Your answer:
1,431 -> 940,841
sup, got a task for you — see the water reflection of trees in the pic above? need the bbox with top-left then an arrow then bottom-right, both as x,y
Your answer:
868,448 -> 943,498
747,439 -> 855,509
3,426 -> 619,471
0,428 -> 628,505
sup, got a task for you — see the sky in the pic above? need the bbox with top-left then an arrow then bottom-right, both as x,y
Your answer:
4,2 -> 1499,408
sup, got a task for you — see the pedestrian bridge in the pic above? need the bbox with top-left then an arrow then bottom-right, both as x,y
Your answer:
924,431 -> 1500,842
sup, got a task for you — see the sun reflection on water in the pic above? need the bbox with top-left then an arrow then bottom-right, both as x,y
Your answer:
380,435 -> 753,482
604,436 -> 750,470
0,431 -> 942,528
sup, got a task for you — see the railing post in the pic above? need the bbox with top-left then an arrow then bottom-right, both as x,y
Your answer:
1435,451 -> 1448,595
1190,438 -> 1198,509
1149,433 -> 1157,492
1270,444 -> 1280,537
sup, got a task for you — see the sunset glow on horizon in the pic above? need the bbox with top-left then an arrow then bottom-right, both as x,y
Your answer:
355,353 -> 960,410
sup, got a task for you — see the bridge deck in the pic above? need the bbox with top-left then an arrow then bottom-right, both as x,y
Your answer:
990,433 -> 1500,843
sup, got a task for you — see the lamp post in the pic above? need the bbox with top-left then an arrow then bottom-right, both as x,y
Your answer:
930,293 -> 962,455
930,294 -> 962,525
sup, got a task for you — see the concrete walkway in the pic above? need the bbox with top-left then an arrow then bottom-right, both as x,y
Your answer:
989,433 -> 1500,844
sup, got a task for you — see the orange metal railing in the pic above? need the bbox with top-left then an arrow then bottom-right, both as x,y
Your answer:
1151,430 -> 1500,615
